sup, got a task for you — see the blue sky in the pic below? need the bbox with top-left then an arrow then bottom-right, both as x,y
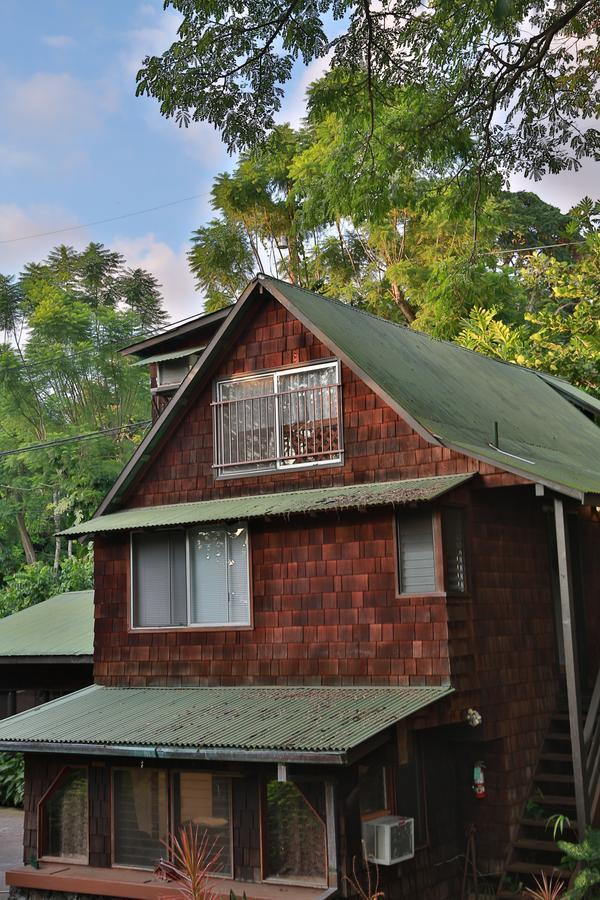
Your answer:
0,1 -> 597,321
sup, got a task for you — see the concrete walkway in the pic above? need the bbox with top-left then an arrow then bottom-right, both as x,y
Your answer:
0,807 -> 23,892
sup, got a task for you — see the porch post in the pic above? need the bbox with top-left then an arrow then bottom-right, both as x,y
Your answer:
325,779 -> 339,889
554,496 -> 589,837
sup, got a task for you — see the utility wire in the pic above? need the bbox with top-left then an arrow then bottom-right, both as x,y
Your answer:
0,421 -> 151,459
481,239 -> 586,256
0,192 -> 209,245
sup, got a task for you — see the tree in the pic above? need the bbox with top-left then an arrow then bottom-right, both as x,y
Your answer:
0,243 -> 167,577
136,0 -> 600,182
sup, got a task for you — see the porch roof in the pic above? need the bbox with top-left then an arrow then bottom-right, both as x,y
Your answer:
0,590 -> 94,660
58,473 -> 473,537
0,683 -> 453,763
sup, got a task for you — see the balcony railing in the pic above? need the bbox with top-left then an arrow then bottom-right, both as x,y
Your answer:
212,382 -> 343,474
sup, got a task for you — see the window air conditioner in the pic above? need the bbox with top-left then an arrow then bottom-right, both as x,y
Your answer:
361,816 -> 415,865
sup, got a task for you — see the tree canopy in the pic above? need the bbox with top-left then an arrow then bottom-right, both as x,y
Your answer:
137,0 -> 600,181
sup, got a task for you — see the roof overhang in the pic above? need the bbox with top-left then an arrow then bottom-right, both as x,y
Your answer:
120,308 -> 230,358
131,344 -> 207,367
0,683 -> 454,764
59,473 -> 474,537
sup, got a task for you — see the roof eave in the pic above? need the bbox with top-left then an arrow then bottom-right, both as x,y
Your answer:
120,307 -> 231,358
0,654 -> 93,665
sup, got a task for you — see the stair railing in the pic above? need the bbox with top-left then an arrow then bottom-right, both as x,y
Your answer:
584,665 -> 600,823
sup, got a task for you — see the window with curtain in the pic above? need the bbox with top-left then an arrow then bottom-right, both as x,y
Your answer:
112,768 -> 168,869
131,525 -> 249,628
396,511 -> 437,594
172,773 -> 232,876
442,507 -> 467,594
214,362 -> 342,476
40,767 -> 89,862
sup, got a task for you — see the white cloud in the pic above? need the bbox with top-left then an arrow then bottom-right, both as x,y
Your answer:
111,232 -> 204,320
122,3 -> 182,77
42,35 -> 76,49
276,52 -> 333,130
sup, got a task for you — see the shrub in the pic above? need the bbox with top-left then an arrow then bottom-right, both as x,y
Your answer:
0,549 -> 93,619
0,752 -> 24,808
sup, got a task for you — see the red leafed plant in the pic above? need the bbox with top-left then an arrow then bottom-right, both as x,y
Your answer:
155,824 -> 222,900
524,873 -> 566,900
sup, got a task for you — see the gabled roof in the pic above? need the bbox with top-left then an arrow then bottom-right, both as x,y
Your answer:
0,591 -> 94,660
0,683 -> 453,763
96,274 -> 600,513
60,474 -> 473,537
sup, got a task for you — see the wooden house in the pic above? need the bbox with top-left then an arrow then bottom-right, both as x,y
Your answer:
1,275 -> 600,899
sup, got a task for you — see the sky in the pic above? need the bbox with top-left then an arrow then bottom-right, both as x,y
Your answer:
0,2 -> 598,323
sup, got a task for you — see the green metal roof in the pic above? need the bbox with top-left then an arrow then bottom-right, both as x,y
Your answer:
59,474 -> 472,537
262,276 -> 600,498
131,344 -> 207,367
0,591 -> 94,658
0,683 -> 453,763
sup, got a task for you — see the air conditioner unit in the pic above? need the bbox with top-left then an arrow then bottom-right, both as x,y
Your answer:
361,816 -> 414,866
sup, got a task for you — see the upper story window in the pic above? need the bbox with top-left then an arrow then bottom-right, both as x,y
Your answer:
213,361 -> 343,477
131,525 -> 250,629
396,507 -> 466,596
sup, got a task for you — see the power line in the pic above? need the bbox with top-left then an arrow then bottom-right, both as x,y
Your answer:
0,421 -> 151,459
0,192 -> 210,245
482,239 -> 586,256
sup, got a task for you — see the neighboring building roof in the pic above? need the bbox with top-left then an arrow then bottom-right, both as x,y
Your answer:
95,275 -> 600,514
0,683 -> 453,763
0,591 -> 94,660
120,307 -> 230,358
131,343 -> 207,367
60,474 -> 473,537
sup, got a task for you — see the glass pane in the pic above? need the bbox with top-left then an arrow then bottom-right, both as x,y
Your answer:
113,768 -> 168,869
277,365 -> 339,466
132,531 -> 187,627
190,527 -> 249,625
190,528 -> 228,624
397,512 -> 436,594
266,781 -> 327,885
173,773 -> 232,876
218,376 -> 275,473
43,768 -> 88,861
359,765 -> 388,818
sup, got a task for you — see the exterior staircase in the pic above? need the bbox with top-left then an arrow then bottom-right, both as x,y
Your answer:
496,709 -> 578,897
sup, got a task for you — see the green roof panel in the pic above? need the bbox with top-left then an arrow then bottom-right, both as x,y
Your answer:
262,276 -> 600,497
131,344 -> 207,366
0,591 -> 94,658
60,474 -> 473,537
0,683 -> 453,762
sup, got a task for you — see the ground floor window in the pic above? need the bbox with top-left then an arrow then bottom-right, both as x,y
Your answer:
112,767 -> 232,874
264,780 -> 327,886
39,766 -> 89,863
358,764 -> 390,819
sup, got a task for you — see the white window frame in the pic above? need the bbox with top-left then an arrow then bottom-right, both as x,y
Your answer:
130,523 -> 251,630
214,360 -> 343,478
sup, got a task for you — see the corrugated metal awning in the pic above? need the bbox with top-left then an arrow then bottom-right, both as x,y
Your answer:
0,683 -> 453,763
59,473 -> 474,537
132,344 -> 207,366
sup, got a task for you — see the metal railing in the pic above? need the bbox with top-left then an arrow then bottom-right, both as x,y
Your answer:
212,382 -> 343,473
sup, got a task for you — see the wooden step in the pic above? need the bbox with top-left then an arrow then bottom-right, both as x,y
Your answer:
534,772 -> 575,783
546,732 -> 572,741
540,752 -> 573,762
514,838 -> 561,852
506,861 -> 570,878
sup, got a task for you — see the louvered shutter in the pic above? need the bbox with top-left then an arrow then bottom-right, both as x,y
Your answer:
132,531 -> 186,627
397,512 -> 436,594
443,508 -> 466,593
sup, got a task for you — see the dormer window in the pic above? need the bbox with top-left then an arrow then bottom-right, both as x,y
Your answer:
213,361 -> 343,477
156,353 -> 200,389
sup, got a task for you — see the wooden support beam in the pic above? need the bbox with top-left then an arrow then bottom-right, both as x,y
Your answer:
554,496 -> 589,837
325,780 -> 339,889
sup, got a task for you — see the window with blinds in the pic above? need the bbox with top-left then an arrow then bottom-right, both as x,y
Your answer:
113,768 -> 168,869
131,525 -> 250,628
396,511 -> 437,594
442,507 -> 467,594
40,767 -> 89,862
172,773 -> 232,876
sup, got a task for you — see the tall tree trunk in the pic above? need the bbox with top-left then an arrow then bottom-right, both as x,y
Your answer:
16,511 -> 36,565
53,489 -> 61,571
391,283 -> 416,324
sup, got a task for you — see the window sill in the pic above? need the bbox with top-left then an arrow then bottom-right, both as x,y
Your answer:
214,458 -> 344,480
396,591 -> 447,600
128,623 -> 254,634
6,865 -> 326,900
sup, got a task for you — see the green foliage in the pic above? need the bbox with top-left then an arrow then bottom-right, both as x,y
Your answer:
559,828 -> 600,898
0,551 -> 93,619
0,752 -> 24,808
547,813 -> 573,841
136,0 -> 600,184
